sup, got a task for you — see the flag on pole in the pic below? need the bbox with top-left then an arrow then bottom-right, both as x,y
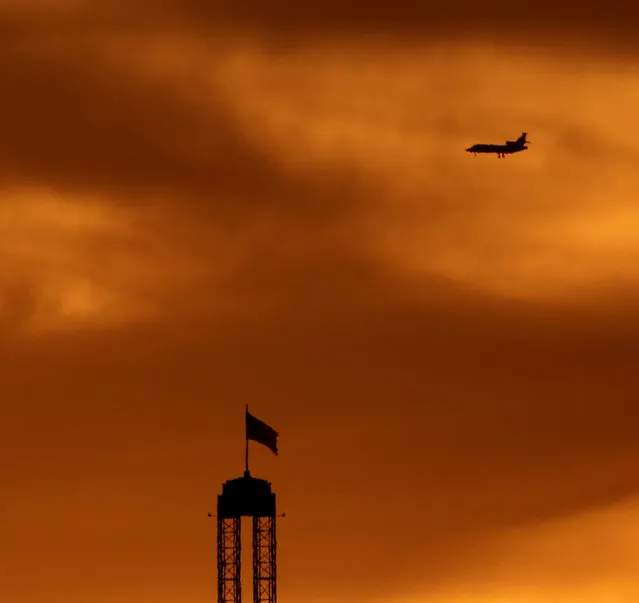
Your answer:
246,410 -> 278,455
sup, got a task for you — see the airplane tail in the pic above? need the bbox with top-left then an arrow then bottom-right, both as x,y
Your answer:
506,132 -> 529,147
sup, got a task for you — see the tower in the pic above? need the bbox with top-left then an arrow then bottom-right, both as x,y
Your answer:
217,472 -> 277,603
216,407 -> 279,603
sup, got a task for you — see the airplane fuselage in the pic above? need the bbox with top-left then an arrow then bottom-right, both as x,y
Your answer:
466,143 -> 528,158
465,133 -> 529,158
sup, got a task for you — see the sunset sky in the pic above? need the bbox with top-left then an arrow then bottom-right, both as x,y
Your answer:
3,2 -> 639,602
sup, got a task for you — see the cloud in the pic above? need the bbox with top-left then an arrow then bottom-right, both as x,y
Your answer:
148,0 -> 639,55
3,33 -> 639,333
3,5 -> 639,601
0,35 -> 271,199
4,261 -> 639,601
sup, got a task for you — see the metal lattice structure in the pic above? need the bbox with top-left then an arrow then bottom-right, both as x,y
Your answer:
217,517 -> 241,603
217,472 -> 277,603
252,516 -> 276,603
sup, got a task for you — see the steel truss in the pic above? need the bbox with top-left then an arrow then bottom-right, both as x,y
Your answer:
252,516 -> 276,603
218,517 -> 241,603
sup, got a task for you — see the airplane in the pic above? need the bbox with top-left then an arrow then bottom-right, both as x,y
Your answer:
466,132 -> 530,158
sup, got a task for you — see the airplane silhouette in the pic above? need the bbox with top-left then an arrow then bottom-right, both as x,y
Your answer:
466,132 -> 530,158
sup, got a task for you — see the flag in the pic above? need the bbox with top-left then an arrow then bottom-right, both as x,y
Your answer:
246,410 -> 278,455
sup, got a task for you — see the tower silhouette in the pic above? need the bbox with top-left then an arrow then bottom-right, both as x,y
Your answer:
217,471 -> 277,603
217,407 -> 278,603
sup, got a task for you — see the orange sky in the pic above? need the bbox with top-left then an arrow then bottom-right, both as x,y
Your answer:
3,2 -> 639,602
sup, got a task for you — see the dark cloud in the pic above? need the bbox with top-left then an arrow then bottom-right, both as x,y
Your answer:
4,1 -> 639,55
0,29 -> 374,244
0,4 -> 633,211
155,0 -> 639,54
0,37 -> 268,198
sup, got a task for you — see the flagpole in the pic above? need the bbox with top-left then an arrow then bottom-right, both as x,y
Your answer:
245,403 -> 249,475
